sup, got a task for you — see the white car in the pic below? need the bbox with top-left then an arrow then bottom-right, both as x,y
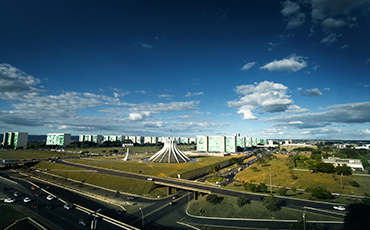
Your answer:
64,203 -> 73,210
147,178 -> 153,181
4,198 -> 15,203
23,197 -> 31,203
46,195 -> 55,201
333,205 -> 346,211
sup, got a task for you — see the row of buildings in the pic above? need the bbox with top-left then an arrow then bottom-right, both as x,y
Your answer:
2,132 -> 268,154
2,132 -> 197,149
196,135 -> 267,153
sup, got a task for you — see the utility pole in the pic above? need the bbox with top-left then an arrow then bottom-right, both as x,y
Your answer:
270,174 -> 272,193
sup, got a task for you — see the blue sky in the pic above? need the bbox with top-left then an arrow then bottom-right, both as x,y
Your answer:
0,0 -> 369,140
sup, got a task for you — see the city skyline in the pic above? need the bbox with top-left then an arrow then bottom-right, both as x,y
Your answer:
0,1 -> 369,140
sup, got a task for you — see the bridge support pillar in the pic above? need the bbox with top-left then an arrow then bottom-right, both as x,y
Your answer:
194,191 -> 198,200
167,186 -> 171,195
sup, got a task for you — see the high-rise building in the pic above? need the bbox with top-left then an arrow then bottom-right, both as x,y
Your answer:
79,135 -> 102,144
3,132 -> 28,149
46,133 -> 71,147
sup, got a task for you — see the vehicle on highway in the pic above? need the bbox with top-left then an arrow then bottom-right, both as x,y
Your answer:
115,209 -> 122,214
35,191 -> 41,196
333,205 -> 346,211
31,186 -> 38,190
46,195 -> 55,201
79,219 -> 87,226
31,203 -> 38,209
331,193 -> 340,196
172,195 -> 178,200
169,202 -> 173,206
147,177 -> 153,181
127,196 -> 135,200
23,197 -> 31,203
4,198 -> 15,203
46,203 -> 54,209
64,203 -> 73,210
13,191 -> 20,197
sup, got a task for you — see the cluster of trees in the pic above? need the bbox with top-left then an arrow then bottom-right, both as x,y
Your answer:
305,186 -> 332,199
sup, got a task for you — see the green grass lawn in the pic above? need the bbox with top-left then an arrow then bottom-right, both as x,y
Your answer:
187,194 -> 342,221
234,155 -> 370,196
0,205 -> 26,229
0,149 -> 68,160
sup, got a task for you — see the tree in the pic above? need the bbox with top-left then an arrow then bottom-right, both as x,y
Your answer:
206,194 -> 223,205
305,186 -> 332,199
349,180 -> 360,187
232,157 -> 244,165
263,194 -> 281,212
279,187 -> 287,196
335,164 -> 352,175
237,196 -> 250,208
209,164 -> 219,177
259,183 -> 268,193
361,157 -> 370,170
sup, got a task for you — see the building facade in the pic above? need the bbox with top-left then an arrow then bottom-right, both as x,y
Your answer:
3,132 -> 28,149
79,135 -> 102,144
46,133 -> 71,147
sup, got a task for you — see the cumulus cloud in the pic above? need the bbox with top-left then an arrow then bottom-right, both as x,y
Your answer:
300,88 -> 322,97
158,94 -> 173,98
267,101 -> 370,129
260,55 -> 307,72
280,0 -> 306,29
227,81 -> 294,120
241,62 -> 257,70
0,64 -> 215,136
185,92 -> 204,97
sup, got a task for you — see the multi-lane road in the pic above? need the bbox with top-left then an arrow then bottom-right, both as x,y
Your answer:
0,156 -> 346,230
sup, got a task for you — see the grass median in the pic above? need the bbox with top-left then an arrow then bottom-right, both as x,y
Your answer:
187,194 -> 342,221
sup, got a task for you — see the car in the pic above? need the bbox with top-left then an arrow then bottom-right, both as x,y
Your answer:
64,203 -> 73,210
31,186 -> 38,190
23,197 -> 31,203
115,209 -> 122,215
333,205 -> 346,211
215,181 -> 221,185
127,196 -> 135,200
31,203 -> 38,209
169,202 -> 175,206
13,192 -> 20,197
331,193 -> 340,196
78,219 -> 87,226
35,191 -> 41,197
142,219 -> 151,226
46,195 -> 55,201
147,178 -> 153,181
172,195 -> 178,200
4,198 -> 15,203
46,203 -> 54,209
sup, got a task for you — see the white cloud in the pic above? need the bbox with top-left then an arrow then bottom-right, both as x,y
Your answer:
321,17 -> 347,29
267,101 -> 370,129
0,64 -> 42,99
140,42 -> 153,49
320,33 -> 340,45
286,104 -> 310,113
135,90 -> 146,94
324,88 -> 330,91
281,1 -> 306,29
260,55 -> 307,72
158,94 -> 173,98
185,92 -> 204,97
227,81 -> 294,119
241,62 -> 256,70
306,88 -> 322,97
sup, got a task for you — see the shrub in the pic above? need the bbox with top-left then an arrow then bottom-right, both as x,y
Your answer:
349,181 -> 360,187
305,186 -> 332,199
206,194 -> 223,205
237,196 -> 250,207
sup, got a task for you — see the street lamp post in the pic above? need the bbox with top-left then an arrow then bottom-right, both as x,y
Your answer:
139,207 -> 144,227
270,174 -> 272,193
303,212 -> 306,230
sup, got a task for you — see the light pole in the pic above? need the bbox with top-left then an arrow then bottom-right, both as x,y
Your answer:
139,207 -> 144,227
303,212 -> 306,230
270,174 -> 272,193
